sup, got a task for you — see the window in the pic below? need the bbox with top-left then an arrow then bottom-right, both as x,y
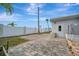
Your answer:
58,25 -> 61,31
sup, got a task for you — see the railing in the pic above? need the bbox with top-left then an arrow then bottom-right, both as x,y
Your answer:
0,26 -> 52,37
66,34 -> 79,40
66,34 -> 79,56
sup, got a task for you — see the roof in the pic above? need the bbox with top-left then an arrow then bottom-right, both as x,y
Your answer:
51,14 -> 79,22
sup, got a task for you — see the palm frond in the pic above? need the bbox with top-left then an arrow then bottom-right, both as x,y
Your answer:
0,3 -> 13,15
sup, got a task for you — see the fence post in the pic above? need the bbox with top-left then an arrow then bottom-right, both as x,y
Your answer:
6,41 -> 9,53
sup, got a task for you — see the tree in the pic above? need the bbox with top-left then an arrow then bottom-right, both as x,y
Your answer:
0,3 -> 13,15
0,3 -> 13,48
46,19 -> 50,32
8,22 -> 16,27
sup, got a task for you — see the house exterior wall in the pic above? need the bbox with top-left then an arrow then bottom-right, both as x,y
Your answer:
52,19 -> 79,38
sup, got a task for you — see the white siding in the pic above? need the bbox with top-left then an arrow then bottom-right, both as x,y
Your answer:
52,19 -> 79,38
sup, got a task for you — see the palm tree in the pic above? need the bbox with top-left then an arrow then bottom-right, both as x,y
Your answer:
0,4 -> 13,51
0,3 -> 13,15
46,19 -> 50,32
8,22 -> 16,27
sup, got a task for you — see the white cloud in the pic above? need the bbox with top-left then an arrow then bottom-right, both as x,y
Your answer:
49,3 -> 79,15
50,3 -> 79,15
0,13 -> 23,21
26,3 -> 45,15
40,17 -> 48,21
55,8 -> 68,12
64,3 -> 79,7
45,8 -> 68,16
44,3 -> 78,17
28,17 -> 48,22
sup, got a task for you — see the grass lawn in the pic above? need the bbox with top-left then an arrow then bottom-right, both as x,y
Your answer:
0,37 -> 29,49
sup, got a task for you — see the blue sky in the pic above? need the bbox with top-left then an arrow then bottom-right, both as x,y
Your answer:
0,3 -> 79,28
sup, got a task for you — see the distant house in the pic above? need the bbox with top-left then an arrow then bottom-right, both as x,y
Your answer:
51,14 -> 79,40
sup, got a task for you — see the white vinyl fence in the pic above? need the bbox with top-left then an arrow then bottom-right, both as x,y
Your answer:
66,34 -> 79,41
0,26 -> 37,37
0,25 -> 51,37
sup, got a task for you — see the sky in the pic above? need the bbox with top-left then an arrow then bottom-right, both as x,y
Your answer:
0,3 -> 79,28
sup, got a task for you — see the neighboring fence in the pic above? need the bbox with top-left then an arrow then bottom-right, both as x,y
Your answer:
0,26 -> 51,37
66,34 -> 79,40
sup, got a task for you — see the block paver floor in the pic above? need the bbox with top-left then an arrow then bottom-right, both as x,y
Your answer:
8,33 -> 71,56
